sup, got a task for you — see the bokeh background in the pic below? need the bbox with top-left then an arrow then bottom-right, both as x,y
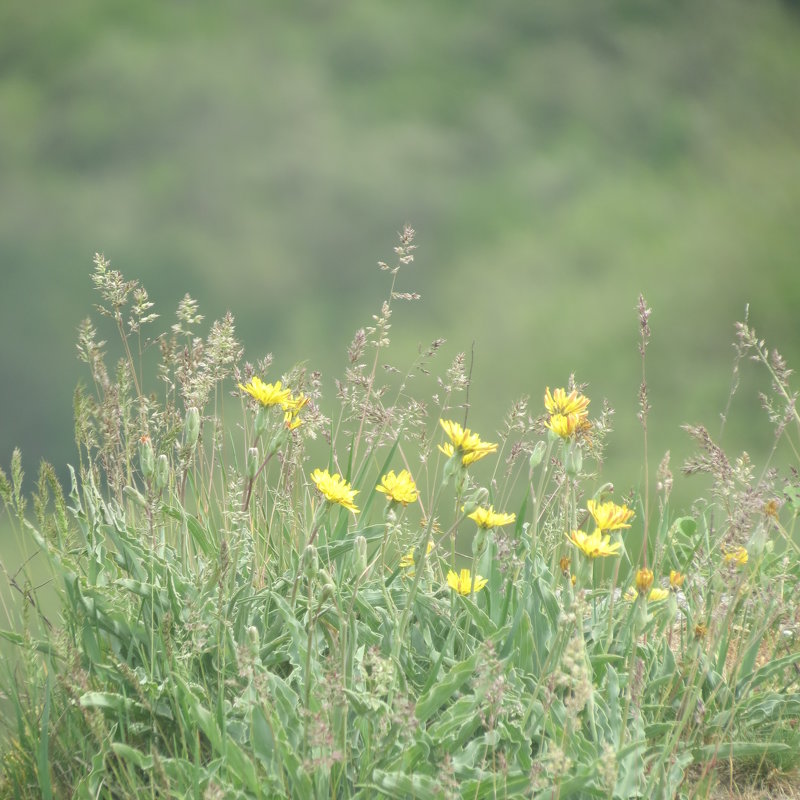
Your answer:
3,0 -> 800,515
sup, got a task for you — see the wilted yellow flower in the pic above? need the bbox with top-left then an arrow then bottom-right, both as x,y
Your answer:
283,391 -> 309,413
587,499 -> 634,532
669,570 -> 685,589
559,555 -> 571,574
724,546 -> 748,567
310,468 -> 359,513
399,541 -> 434,570
624,586 -> 669,603
447,568 -> 488,596
635,568 -> 654,594
284,411 -> 303,431
545,387 -> 591,418
467,505 -> 516,529
566,529 -> 621,559
694,623 -> 707,639
438,419 -> 497,465
763,498 -> 780,519
239,377 -> 292,408
376,469 -> 418,506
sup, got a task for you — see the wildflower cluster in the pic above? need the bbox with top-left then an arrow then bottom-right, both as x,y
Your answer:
2,239 -> 798,800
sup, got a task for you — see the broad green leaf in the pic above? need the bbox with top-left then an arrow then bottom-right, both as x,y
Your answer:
415,649 -> 480,723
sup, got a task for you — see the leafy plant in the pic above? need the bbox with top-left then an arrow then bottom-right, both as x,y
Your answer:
1,231 -> 798,798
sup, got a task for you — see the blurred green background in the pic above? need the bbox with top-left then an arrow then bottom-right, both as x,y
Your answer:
2,0 -> 800,518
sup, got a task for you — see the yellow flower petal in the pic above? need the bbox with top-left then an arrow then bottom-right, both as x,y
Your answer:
587,499 -> 634,532
446,568 -> 488,595
467,505 -> 516,529
566,529 -> 620,559
376,469 -> 418,506
310,468 -> 359,513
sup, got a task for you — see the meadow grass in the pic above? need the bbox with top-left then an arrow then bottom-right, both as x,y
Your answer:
1,231 -> 799,799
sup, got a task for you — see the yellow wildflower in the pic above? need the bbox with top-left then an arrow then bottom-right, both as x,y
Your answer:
467,505 -> 516,529
544,387 -> 590,418
438,419 -> 497,465
376,469 -> 418,506
545,413 -> 585,439
669,570 -> 685,589
624,586 -> 669,603
587,499 -> 634,532
310,468 -> 359,513
724,546 -> 748,567
238,377 -> 292,408
399,541 -> 433,570
566,529 -> 621,559
635,567 -> 654,595
447,568 -> 488,596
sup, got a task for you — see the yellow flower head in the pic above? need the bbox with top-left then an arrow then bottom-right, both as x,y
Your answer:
467,504 -> 516,529
624,586 -> 669,603
566,529 -> 621,559
587,499 -> 634,532
239,377 -> 292,408
376,469 -> 418,506
723,546 -> 748,567
438,419 -> 497,465
310,468 -> 359,513
635,567 -> 654,595
544,387 -> 590,418
447,568 -> 488,596
545,413 -> 585,439
669,570 -> 685,589
399,541 -> 434,571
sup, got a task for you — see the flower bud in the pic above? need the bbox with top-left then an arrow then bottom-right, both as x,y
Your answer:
303,544 -> 319,580
123,485 -> 148,509
318,569 -> 336,601
154,454 -> 170,491
183,406 -> 200,448
139,437 -> 155,478
246,447 -> 259,479
635,567 -> 654,595
472,527 -> 488,556
564,442 -> 583,477
247,625 -> 260,653
462,487 -> 489,516
442,452 -> 461,486
529,440 -> 547,471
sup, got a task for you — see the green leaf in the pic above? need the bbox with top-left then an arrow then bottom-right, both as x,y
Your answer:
692,741 -> 791,762
415,649 -> 480,723
371,769 -> 440,798
110,743 -> 154,771
79,691 -> 135,714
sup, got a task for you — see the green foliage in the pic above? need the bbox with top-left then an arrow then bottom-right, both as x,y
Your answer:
1,237 -> 799,798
